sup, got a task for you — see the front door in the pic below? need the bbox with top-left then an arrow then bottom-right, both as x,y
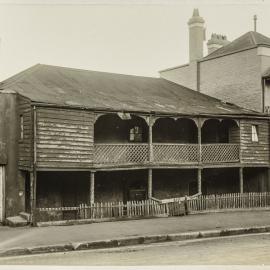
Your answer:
0,166 -> 5,222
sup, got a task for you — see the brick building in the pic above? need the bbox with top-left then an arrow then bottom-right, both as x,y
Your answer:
160,9 -> 270,113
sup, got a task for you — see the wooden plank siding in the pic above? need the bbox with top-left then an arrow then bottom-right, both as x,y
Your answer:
240,119 -> 270,164
36,107 -> 94,169
229,125 -> 240,144
18,95 -> 33,169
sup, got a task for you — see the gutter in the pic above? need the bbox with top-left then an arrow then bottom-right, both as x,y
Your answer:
30,101 -> 270,120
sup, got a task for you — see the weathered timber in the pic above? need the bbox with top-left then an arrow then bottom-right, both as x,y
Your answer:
240,119 -> 269,164
197,168 -> 202,194
36,107 -> 94,168
90,171 -> 95,204
18,95 -> 33,169
148,168 -> 152,198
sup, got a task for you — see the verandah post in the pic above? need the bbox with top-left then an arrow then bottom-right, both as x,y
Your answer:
148,168 -> 152,199
197,168 -> 202,194
148,116 -> 153,162
30,170 -> 37,225
90,171 -> 95,204
239,167 -> 244,194
198,118 -> 202,164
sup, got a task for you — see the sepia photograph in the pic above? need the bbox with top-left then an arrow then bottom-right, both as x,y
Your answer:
0,0 -> 270,268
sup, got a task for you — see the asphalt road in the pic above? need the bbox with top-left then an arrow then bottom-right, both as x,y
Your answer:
1,233 -> 270,265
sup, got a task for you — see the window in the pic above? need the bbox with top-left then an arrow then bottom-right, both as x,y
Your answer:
20,115 -> 24,140
129,126 -> 142,142
251,125 -> 259,142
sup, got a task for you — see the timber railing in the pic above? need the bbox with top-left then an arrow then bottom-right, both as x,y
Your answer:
94,143 -> 240,165
187,192 -> 270,213
35,192 -> 270,223
35,199 -> 186,222
201,144 -> 239,163
94,143 -> 149,164
152,143 -> 198,163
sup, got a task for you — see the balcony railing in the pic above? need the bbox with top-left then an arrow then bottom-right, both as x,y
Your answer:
202,144 -> 240,163
153,143 -> 198,163
94,143 -> 149,164
94,143 -> 240,165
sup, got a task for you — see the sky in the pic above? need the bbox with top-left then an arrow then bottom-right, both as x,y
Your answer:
0,0 -> 270,81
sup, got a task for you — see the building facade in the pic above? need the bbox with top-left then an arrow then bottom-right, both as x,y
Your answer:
0,64 -> 269,222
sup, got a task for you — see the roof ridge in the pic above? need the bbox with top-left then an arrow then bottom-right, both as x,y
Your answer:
202,31 -> 270,61
40,64 -> 158,80
0,64 -> 42,89
250,31 -> 257,45
204,32 -> 251,59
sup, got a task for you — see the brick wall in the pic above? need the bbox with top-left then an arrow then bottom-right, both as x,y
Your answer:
200,48 -> 262,111
160,62 -> 198,90
160,48 -> 266,112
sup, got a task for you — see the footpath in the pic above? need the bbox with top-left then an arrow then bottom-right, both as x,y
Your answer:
0,210 -> 270,257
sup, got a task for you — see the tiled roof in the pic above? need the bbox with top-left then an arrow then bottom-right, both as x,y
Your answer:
0,64 -> 261,116
203,31 -> 270,61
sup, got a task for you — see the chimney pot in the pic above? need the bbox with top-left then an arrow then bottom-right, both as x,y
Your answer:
207,32 -> 230,55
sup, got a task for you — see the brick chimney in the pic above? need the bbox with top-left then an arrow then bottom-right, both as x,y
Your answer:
188,8 -> 205,62
207,33 -> 230,54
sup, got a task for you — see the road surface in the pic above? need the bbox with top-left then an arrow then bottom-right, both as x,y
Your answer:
1,233 -> 270,265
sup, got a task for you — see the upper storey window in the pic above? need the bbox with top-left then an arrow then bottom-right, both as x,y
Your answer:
251,125 -> 259,142
129,126 -> 142,142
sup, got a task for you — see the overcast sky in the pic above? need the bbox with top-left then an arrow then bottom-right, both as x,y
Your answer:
0,0 -> 269,81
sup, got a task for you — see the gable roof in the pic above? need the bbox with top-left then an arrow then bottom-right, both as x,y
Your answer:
0,64 -> 261,116
203,31 -> 270,61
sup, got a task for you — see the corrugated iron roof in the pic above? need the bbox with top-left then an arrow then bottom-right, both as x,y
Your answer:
203,31 -> 270,61
0,64 -> 262,116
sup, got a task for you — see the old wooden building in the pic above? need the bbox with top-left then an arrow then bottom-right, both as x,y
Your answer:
0,64 -> 269,223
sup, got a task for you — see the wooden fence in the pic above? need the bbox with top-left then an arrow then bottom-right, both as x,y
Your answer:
187,192 -> 270,212
35,193 -> 270,223
36,199 -> 186,222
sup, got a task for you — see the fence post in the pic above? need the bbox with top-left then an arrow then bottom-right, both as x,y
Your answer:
184,195 -> 189,215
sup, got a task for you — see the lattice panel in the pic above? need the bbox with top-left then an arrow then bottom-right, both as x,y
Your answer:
202,144 -> 239,163
94,144 -> 149,164
153,144 -> 198,163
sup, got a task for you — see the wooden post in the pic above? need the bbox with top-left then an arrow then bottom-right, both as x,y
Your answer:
148,168 -> 152,199
149,117 -> 153,162
90,171 -> 95,204
31,106 -> 37,226
198,168 -> 202,194
268,168 -> 270,192
30,170 -> 37,225
239,167 -> 244,194
198,118 -> 202,164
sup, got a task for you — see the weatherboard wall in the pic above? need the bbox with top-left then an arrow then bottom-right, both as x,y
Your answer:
240,119 -> 270,164
36,107 -> 94,169
18,95 -> 33,170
